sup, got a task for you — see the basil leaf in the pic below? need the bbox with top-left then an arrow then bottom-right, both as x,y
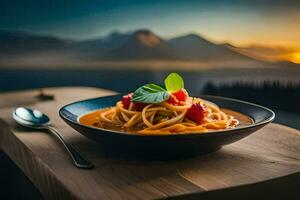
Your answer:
164,73 -> 184,93
132,83 -> 170,103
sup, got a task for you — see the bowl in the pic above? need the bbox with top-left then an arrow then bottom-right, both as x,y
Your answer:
59,95 -> 275,159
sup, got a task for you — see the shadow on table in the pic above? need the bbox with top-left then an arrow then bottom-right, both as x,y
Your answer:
1,137 -> 299,199
169,172 -> 300,200
0,150 -> 43,200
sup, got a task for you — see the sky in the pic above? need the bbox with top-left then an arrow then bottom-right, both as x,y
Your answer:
0,0 -> 299,49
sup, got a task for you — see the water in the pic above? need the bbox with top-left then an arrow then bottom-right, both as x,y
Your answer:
1,67 -> 299,129
0,68 -> 299,93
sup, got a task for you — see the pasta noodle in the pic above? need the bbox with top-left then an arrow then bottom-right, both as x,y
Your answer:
79,73 -> 243,135
95,97 -> 239,135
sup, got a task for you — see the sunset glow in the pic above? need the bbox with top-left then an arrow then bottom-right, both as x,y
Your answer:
289,52 -> 300,64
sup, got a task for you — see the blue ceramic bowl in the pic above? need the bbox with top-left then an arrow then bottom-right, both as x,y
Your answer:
59,95 -> 275,159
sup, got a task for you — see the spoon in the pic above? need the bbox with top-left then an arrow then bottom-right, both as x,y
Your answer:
12,107 -> 93,169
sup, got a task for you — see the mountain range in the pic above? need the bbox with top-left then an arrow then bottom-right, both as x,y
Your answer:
0,29 -> 254,65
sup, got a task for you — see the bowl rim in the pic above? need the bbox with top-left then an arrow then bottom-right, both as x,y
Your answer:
59,94 -> 275,137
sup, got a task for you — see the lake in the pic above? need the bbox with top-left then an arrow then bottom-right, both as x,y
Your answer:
1,67 -> 299,129
1,67 -> 299,93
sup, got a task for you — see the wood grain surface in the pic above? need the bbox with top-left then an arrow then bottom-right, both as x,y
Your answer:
0,87 -> 299,200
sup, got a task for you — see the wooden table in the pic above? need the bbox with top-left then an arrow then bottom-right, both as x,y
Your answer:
0,87 -> 299,200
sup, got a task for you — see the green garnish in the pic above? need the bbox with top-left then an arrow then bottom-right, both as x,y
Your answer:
132,73 -> 184,103
132,83 -> 170,103
164,72 -> 184,93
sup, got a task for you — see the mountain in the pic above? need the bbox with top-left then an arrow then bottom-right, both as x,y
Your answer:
0,29 -> 254,64
101,30 -> 180,60
74,29 -> 251,61
0,30 -> 78,67
169,34 -> 251,61
73,31 -> 132,58
0,30 -> 71,56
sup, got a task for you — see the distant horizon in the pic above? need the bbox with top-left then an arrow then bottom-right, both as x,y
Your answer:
0,27 -> 297,49
1,27 -> 299,64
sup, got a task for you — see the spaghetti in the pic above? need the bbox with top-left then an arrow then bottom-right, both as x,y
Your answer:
83,73 -> 239,135
95,97 -> 239,135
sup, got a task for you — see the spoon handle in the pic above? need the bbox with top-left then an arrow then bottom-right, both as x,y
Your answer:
47,126 -> 94,169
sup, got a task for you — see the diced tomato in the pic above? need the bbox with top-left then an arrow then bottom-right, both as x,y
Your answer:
186,103 -> 206,124
172,89 -> 188,101
122,93 -> 133,109
122,93 -> 147,111
166,94 -> 180,105
166,89 -> 188,105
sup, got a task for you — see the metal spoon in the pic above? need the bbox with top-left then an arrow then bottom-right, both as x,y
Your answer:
12,107 -> 93,169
